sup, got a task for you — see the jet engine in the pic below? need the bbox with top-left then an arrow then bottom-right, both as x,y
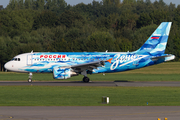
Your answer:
53,67 -> 78,79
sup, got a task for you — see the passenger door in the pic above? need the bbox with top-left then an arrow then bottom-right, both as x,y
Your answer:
27,54 -> 33,66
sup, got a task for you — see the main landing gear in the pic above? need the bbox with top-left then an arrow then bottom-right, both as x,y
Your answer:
28,72 -> 33,83
81,70 -> 90,83
83,76 -> 90,83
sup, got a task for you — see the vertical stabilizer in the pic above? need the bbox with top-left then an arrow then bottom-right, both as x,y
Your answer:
136,22 -> 172,56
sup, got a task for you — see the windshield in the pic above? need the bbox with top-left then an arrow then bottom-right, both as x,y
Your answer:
11,58 -> 20,61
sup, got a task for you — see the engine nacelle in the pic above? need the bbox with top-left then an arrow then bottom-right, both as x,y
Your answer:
53,67 -> 78,79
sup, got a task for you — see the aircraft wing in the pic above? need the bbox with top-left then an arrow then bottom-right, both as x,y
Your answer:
70,58 -> 113,72
71,60 -> 105,72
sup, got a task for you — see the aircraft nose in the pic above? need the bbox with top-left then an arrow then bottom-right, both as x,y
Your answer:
4,62 -> 11,70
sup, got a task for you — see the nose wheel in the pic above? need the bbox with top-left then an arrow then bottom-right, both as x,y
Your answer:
28,73 -> 33,83
28,78 -> 32,83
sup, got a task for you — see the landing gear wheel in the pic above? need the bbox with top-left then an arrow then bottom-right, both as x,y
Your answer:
28,72 -> 33,83
83,77 -> 90,83
28,78 -> 32,83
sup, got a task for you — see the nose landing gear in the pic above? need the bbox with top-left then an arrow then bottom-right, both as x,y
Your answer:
28,72 -> 33,83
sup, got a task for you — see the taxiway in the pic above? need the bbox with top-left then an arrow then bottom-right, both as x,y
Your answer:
0,106 -> 180,120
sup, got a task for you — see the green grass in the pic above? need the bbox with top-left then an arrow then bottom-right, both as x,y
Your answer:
0,62 -> 180,82
0,72 -> 180,82
0,86 -> 180,106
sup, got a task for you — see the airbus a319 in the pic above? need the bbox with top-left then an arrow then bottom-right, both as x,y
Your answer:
4,22 -> 175,83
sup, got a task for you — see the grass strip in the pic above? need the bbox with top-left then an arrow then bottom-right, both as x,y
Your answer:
0,86 -> 180,106
0,73 -> 180,82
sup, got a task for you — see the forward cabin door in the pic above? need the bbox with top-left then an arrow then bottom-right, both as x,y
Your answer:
27,54 -> 33,66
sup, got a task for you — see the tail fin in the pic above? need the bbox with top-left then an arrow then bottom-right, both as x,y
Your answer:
136,22 -> 172,56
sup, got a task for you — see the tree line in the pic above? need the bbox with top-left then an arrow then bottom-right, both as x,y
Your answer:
0,0 -> 180,71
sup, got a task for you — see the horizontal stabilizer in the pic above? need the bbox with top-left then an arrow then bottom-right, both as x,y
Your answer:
151,54 -> 175,61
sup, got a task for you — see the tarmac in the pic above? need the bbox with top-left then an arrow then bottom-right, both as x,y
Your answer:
0,106 -> 180,120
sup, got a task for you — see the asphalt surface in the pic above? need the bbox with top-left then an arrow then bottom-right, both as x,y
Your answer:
0,106 -> 180,120
1,81 -> 180,87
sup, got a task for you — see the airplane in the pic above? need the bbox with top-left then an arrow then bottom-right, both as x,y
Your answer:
4,22 -> 175,83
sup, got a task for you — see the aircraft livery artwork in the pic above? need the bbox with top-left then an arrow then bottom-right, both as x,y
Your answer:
4,22 -> 175,83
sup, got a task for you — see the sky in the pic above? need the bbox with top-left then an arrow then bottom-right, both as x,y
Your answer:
0,0 -> 180,8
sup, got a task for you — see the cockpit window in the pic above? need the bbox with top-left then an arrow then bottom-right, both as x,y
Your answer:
12,58 -> 20,61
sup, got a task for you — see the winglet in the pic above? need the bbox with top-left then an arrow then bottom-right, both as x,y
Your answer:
107,58 -> 113,63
